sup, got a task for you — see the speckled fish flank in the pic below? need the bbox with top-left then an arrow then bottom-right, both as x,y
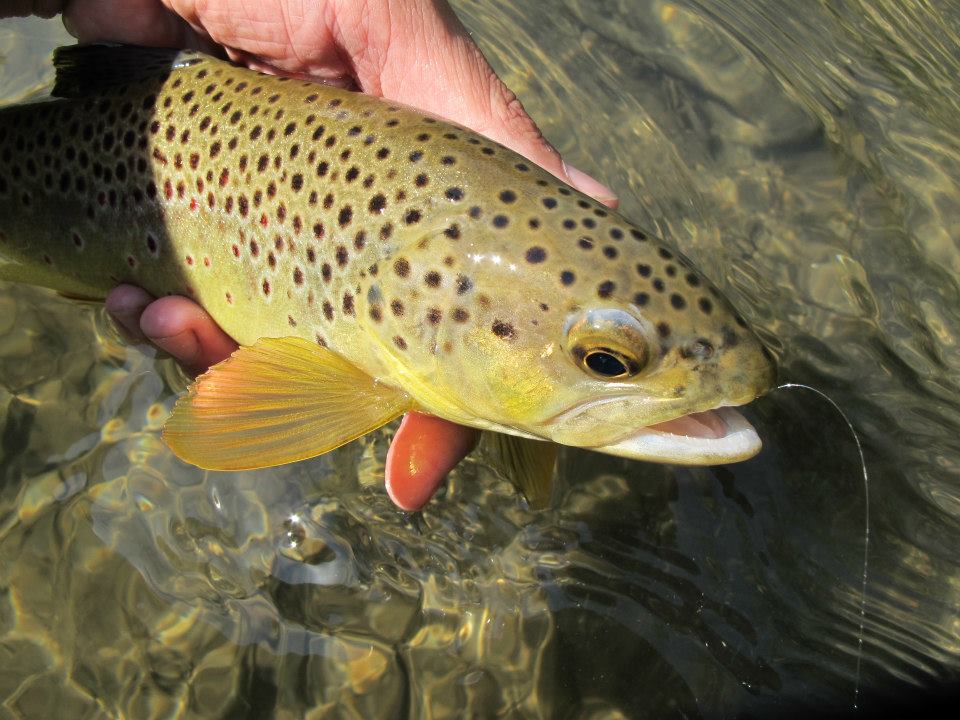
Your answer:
0,45 -> 776,472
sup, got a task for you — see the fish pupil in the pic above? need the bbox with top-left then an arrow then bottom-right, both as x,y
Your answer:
585,350 -> 628,378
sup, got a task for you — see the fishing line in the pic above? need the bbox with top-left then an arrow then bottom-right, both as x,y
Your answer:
774,382 -> 869,710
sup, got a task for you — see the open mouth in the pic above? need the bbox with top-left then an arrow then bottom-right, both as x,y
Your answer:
594,407 -> 762,465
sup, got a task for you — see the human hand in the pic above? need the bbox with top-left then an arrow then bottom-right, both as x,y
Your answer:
14,0 -> 618,509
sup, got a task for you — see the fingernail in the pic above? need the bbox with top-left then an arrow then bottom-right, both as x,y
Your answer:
62,14 -> 78,38
564,162 -> 619,207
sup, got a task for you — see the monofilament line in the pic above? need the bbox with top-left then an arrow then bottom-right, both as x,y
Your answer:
776,383 -> 869,710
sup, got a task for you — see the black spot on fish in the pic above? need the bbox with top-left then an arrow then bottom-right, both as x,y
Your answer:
492,215 -> 509,228
560,270 -> 575,286
492,320 -> 515,339
525,247 -> 547,263
670,294 -> 686,310
597,281 -> 616,298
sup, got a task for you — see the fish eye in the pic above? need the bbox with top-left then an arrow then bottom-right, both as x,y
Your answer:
565,309 -> 652,382
582,348 -> 631,378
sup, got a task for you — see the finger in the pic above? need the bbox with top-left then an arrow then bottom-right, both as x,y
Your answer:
1,1 -> 64,18
138,295 -> 238,374
337,0 -> 618,206
105,284 -> 154,341
62,0 -> 205,48
385,412 -> 480,511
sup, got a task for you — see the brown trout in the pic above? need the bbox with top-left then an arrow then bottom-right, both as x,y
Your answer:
0,45 -> 775,500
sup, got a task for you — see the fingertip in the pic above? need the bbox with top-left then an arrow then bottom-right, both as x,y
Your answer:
139,296 -> 238,373
105,284 -> 154,341
563,162 -> 619,208
385,413 -> 479,511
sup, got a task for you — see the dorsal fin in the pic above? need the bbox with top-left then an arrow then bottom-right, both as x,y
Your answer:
52,44 -> 208,98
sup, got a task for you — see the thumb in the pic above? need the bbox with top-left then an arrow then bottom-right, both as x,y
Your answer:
338,0 -> 618,207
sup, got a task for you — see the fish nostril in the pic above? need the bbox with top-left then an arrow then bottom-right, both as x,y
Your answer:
682,339 -> 714,361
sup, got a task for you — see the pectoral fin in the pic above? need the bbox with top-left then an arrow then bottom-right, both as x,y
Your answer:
163,337 -> 411,470
481,432 -> 559,509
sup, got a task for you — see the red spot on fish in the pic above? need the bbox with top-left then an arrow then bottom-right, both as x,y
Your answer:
232,244 -> 240,258
186,255 -> 194,265
163,180 -> 173,200
203,256 -> 211,267
189,198 -> 199,211
219,168 -> 229,187
260,213 -> 269,227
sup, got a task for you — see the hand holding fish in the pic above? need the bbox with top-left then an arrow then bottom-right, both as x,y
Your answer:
7,0 -> 620,510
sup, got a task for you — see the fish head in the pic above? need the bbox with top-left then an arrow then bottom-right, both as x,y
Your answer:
370,188 -> 775,465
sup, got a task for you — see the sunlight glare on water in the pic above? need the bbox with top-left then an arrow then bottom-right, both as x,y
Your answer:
1,1 -> 960,717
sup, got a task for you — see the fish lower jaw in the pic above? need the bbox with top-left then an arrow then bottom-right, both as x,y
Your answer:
591,407 -> 762,465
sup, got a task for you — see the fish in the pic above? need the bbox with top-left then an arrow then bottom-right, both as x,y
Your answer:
0,44 -> 776,503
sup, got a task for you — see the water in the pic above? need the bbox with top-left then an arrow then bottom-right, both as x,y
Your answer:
1,2 -> 959,717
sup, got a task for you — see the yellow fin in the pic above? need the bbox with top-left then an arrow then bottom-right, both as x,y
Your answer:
163,337 -> 411,470
481,432 -> 558,509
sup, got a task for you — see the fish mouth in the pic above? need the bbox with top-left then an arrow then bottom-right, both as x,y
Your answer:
592,407 -> 762,465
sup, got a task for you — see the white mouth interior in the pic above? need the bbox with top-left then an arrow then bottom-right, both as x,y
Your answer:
594,407 -> 762,465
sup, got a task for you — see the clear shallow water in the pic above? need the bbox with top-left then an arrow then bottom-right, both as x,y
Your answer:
1,2 -> 959,717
